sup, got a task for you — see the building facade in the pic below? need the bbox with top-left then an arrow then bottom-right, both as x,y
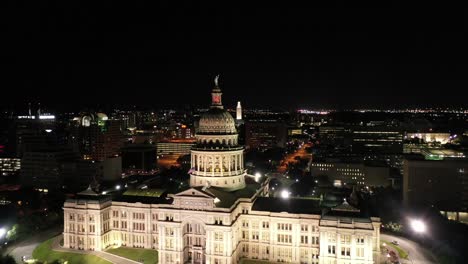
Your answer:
63,82 -> 380,264
403,156 -> 468,222
310,162 -> 390,187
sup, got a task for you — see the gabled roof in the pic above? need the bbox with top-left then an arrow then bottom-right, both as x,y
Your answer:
77,185 -> 99,196
174,187 -> 216,199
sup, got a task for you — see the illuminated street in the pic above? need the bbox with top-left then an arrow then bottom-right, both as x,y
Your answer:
277,142 -> 312,173
380,233 -> 437,264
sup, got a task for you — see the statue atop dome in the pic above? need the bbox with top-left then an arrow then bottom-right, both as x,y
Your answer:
214,74 -> 220,87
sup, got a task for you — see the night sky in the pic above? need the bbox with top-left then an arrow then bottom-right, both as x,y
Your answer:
2,2 -> 468,110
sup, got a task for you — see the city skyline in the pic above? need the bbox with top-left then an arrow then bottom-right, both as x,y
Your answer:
3,3 -> 468,109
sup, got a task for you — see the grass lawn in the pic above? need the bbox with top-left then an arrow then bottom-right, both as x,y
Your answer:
106,246 -> 158,264
382,239 -> 409,259
32,238 -> 111,264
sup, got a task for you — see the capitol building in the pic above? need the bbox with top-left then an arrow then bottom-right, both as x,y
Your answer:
63,80 -> 381,264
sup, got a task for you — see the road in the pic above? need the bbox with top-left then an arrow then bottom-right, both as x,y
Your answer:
381,233 -> 437,264
277,143 -> 312,173
2,226 -> 62,264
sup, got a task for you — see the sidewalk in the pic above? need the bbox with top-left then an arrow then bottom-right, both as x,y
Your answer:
51,235 -> 141,264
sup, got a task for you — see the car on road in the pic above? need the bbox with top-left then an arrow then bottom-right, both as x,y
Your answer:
391,240 -> 399,245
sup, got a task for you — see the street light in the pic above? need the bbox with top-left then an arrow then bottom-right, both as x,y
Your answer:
280,190 -> 290,199
410,219 -> 426,233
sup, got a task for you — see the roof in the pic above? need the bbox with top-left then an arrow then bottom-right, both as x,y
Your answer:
113,195 -> 173,204
201,183 -> 261,208
77,186 -> 99,196
252,197 -> 322,214
123,188 -> 166,198
321,200 -> 371,222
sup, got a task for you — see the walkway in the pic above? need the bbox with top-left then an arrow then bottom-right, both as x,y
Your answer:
51,235 -> 141,264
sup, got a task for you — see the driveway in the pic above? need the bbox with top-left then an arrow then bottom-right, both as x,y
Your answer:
2,226 -> 62,264
381,233 -> 437,264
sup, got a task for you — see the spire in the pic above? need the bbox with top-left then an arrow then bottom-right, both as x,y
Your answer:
211,75 -> 223,109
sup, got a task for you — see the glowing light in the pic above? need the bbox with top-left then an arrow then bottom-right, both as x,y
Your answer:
280,190 -> 290,199
0,228 -> 6,238
254,172 -> 262,182
410,219 -> 426,233
115,185 -> 121,190
39,115 -> 55,120
45,129 -> 52,133
102,191 -> 107,195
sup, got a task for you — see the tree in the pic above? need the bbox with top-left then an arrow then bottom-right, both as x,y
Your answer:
6,224 -> 19,241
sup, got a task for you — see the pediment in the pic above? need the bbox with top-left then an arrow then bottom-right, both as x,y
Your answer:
174,187 -> 215,199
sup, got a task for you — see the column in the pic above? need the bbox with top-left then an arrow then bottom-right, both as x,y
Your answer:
240,153 -> 243,170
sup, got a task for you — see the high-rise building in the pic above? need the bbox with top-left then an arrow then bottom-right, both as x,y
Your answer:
310,161 -> 391,187
63,80 -> 380,264
403,156 -> 468,223
351,127 -> 403,154
121,143 -> 157,172
20,149 -> 78,191
72,113 -> 123,161
236,101 -> 242,120
245,120 -> 287,149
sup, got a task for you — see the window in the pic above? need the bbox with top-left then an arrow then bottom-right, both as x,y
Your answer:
277,223 -> 292,231
300,235 -> 308,244
214,232 -> 223,241
252,221 -> 259,229
165,227 -> 174,236
242,220 -> 249,228
328,245 -> 335,254
356,236 -> 365,244
165,213 -> 174,221
121,221 -> 127,229
214,217 -> 223,225
252,231 -> 259,240
277,234 -> 292,243
214,243 -> 224,254
261,231 -> 270,242
132,213 -> 145,220
341,247 -> 350,256
356,247 -> 364,257
341,234 -> 351,244
301,224 -> 308,232
262,221 -> 269,228
311,236 -> 319,245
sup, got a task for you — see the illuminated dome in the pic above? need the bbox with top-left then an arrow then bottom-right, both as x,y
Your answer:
197,108 -> 236,134
96,113 -> 108,121
190,76 -> 246,191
